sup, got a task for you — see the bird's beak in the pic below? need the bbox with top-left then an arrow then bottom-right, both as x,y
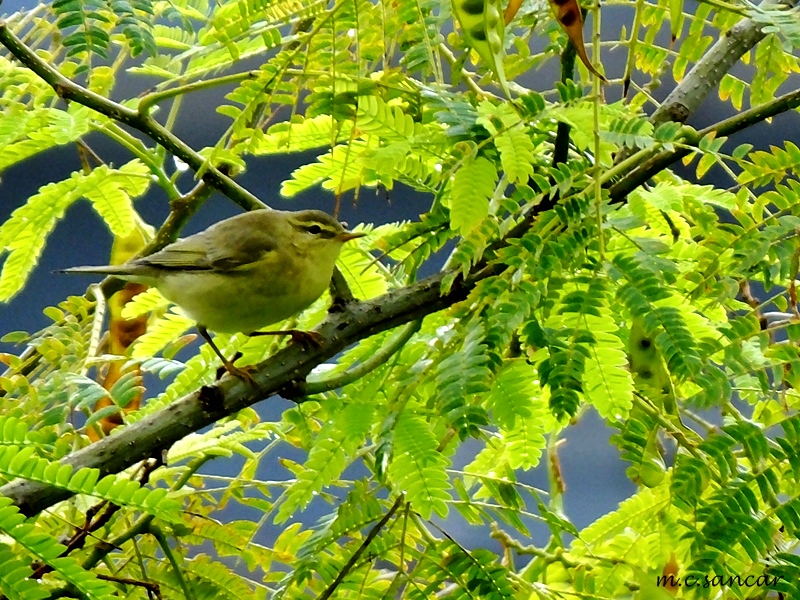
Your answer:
339,231 -> 367,242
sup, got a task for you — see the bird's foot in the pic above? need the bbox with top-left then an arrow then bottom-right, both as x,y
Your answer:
248,329 -> 323,347
199,327 -> 257,387
215,352 -> 257,387
223,363 -> 258,387
287,330 -> 323,347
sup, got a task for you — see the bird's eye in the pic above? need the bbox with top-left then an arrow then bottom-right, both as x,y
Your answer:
307,225 -> 323,235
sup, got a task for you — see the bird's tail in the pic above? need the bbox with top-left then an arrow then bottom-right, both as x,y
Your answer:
58,265 -> 133,276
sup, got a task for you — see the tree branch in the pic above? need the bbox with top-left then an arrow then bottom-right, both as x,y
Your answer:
615,0 -> 795,166
137,71 -> 260,115
609,86 -> 800,201
299,319 -> 422,396
0,260 -> 503,516
0,19 -> 266,212
650,3 -> 775,128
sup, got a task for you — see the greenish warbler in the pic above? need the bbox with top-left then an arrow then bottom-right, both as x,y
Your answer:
62,209 -> 365,380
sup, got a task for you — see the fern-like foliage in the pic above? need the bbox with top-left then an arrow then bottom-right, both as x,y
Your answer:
0,546 -> 50,600
4,0 -> 800,596
449,155 -> 498,235
0,160 -> 150,301
276,402 -> 373,523
0,447 -> 181,521
53,0 -> 156,59
389,411 -> 451,519
0,496 -> 138,599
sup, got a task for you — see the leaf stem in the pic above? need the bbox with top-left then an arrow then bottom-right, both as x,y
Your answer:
318,495 -> 404,600
138,71 -> 261,115
0,19 -> 266,212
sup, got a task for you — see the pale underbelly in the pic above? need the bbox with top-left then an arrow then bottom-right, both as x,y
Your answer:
157,271 -> 327,333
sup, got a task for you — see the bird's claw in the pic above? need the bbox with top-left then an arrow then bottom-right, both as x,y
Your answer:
216,356 -> 258,387
247,329 -> 324,347
288,330 -> 323,347
228,365 -> 258,387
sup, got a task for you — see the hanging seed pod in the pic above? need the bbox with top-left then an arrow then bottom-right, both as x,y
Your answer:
452,0 -> 512,98
503,0 -> 523,24
549,0 -> 606,81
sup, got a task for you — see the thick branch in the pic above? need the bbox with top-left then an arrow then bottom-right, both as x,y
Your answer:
615,0 -> 795,166
0,20 -> 265,212
650,4 -> 773,127
0,263 -> 502,516
609,86 -> 800,201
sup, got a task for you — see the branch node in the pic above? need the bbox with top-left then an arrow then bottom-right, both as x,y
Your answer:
329,266 -> 356,309
277,378 -> 308,401
198,384 -> 225,413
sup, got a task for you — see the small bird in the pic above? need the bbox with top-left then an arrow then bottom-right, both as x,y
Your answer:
62,209 -> 365,381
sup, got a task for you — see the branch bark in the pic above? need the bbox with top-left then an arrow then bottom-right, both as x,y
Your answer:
0,262 -> 501,516
650,4 -> 774,128
0,19 -> 266,213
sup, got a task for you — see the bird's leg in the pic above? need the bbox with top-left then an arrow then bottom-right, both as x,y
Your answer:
328,266 -> 355,311
197,326 -> 257,386
248,329 -> 323,347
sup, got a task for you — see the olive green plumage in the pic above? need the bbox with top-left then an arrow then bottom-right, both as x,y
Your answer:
62,209 -> 365,334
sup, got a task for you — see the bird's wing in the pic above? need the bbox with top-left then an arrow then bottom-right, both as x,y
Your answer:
139,218 -> 278,272
138,235 -> 212,271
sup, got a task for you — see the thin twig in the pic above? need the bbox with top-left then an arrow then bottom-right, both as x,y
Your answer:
300,320 -> 422,395
138,71 -> 260,115
0,20 -> 266,212
318,495 -> 404,600
96,574 -> 161,597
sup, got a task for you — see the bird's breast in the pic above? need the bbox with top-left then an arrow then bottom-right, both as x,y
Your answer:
155,258 -> 331,333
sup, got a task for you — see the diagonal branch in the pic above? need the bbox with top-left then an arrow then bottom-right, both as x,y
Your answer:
609,86 -> 800,201
649,1 -> 779,127
0,260 -> 504,516
0,19 -> 266,212
318,495 -> 404,600
616,0 -> 796,165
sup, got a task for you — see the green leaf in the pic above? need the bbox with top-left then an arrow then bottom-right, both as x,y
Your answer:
669,0 -> 684,40
131,307 -> 194,359
276,403 -> 374,523
450,155 -> 498,235
389,412 -> 451,519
